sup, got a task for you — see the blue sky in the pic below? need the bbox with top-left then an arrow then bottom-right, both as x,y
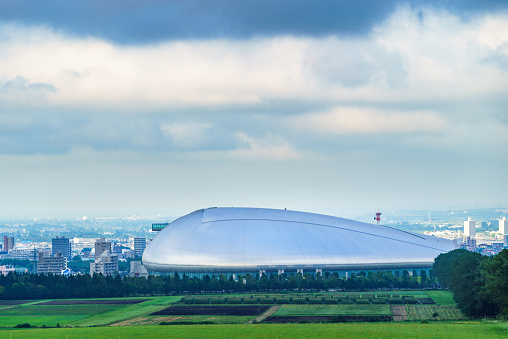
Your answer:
0,1 -> 507,218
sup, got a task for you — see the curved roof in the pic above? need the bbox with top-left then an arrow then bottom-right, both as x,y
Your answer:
143,207 -> 457,273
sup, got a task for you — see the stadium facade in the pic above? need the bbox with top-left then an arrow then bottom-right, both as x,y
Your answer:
143,207 -> 460,277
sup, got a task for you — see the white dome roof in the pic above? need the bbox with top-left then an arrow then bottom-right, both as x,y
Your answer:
143,207 -> 456,273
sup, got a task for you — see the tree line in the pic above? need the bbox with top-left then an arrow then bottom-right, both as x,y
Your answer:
433,248 -> 508,318
0,269 -> 436,300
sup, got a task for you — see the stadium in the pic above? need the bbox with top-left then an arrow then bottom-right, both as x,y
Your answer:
143,207 -> 459,277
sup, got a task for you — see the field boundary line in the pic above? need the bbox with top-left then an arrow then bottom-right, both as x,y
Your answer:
246,305 -> 281,324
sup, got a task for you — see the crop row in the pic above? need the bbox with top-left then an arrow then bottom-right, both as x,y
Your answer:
407,305 -> 465,321
182,297 -> 421,305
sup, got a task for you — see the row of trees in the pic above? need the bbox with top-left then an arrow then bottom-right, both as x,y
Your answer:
433,248 -> 508,318
0,268 -> 435,300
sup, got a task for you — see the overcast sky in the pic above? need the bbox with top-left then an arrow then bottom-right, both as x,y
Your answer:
1,0 -> 507,219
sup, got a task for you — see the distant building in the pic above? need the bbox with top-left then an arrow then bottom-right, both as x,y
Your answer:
90,251 -> 119,276
0,265 -> 15,276
0,249 -> 38,261
463,236 -> 477,252
112,243 -> 123,254
464,217 -> 476,237
134,237 -> 146,257
37,252 -> 67,275
499,217 -> 508,235
3,236 -> 14,252
52,236 -> 72,260
152,223 -> 169,232
81,250 -> 92,260
122,250 -> 135,259
94,237 -> 111,260
129,261 -> 148,277
90,237 -> 118,276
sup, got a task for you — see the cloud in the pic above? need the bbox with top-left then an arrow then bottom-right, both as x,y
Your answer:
0,4 -> 507,216
230,132 -> 301,160
161,121 -> 212,149
0,1 -> 507,44
293,107 -> 448,135
1,6 -> 507,114
0,6 -> 507,157
0,1 -> 402,43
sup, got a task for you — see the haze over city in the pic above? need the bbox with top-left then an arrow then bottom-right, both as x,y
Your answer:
1,0 -> 507,219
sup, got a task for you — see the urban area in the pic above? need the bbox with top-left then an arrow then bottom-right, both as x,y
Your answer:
0,208 -> 506,278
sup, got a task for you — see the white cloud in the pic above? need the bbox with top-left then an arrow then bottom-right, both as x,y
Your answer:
0,8 -> 507,112
230,131 -> 301,160
293,107 -> 448,135
161,121 -> 212,149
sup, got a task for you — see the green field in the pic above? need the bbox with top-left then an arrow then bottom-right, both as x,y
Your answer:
0,305 -> 125,315
426,291 -> 456,305
274,304 -> 392,316
0,297 -> 182,328
0,291 -> 500,334
2,322 -> 507,338
0,315 -> 89,327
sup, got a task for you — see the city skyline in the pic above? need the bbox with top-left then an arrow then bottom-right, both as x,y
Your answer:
1,1 -> 507,218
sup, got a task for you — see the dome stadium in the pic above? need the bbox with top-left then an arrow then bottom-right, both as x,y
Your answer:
143,207 -> 459,277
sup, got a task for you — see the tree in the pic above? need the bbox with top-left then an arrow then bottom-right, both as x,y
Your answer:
482,249 -> 508,317
433,249 -> 470,288
448,251 -> 497,318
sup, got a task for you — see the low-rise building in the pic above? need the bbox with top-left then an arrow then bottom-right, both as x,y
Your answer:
90,251 -> 119,276
129,261 -> 148,277
0,265 -> 15,276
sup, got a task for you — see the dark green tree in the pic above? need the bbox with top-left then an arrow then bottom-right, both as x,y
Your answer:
482,249 -> 508,317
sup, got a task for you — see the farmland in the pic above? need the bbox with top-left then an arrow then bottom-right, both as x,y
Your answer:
0,290 -> 504,338
273,304 -> 392,316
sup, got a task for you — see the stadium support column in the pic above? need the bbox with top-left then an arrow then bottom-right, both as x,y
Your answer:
316,268 -> 322,276
259,269 -> 266,277
278,268 -> 284,276
297,268 -> 304,275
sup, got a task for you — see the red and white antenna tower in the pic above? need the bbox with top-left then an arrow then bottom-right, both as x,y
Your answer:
374,211 -> 382,226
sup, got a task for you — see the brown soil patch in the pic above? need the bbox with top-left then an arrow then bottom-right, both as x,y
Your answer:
36,299 -> 150,305
151,305 -> 270,316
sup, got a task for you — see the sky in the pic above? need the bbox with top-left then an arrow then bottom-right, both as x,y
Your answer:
0,0 -> 507,219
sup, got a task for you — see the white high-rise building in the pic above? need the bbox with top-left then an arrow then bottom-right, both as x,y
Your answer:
499,217 -> 508,235
464,217 -> 476,237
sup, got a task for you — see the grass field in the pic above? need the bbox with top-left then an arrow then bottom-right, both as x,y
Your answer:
0,315 -> 88,327
274,304 -> 392,316
70,297 -> 182,327
0,296 -> 182,328
1,322 -> 507,338
426,291 -> 456,305
0,305 -> 125,315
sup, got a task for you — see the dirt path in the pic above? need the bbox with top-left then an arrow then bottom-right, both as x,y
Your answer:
111,316 -> 183,326
246,305 -> 281,324
391,305 -> 408,321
